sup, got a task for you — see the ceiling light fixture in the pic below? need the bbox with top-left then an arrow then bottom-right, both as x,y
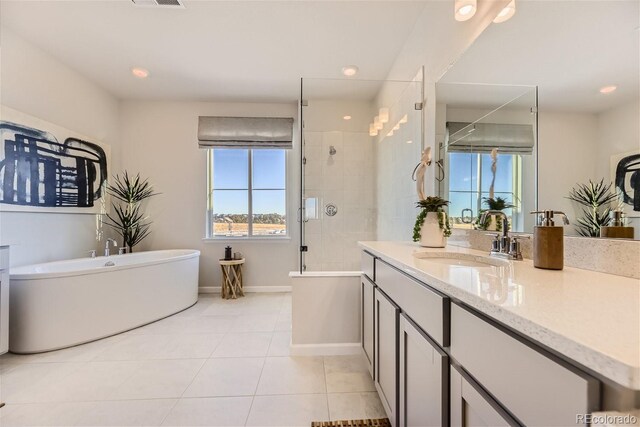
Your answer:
379,108 -> 389,124
343,115 -> 352,121
131,67 -> 150,79
342,65 -> 359,77
373,116 -> 383,131
599,85 -> 617,94
493,0 -> 516,23
454,0 -> 477,21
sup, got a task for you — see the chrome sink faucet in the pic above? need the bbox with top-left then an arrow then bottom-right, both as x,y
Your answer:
104,238 -> 118,257
480,210 -> 527,260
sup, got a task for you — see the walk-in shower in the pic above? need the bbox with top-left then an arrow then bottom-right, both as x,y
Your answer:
297,77 -> 424,273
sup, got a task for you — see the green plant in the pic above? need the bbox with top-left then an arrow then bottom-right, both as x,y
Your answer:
567,179 -> 617,237
104,172 -> 159,252
413,196 -> 452,241
483,196 -> 515,211
475,197 -> 515,231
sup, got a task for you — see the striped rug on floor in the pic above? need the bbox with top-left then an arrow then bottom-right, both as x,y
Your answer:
311,419 -> 391,427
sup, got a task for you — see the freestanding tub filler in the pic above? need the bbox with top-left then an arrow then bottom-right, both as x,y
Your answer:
9,249 -> 200,353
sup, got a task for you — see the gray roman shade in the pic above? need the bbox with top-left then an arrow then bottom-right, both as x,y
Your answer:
446,121 -> 535,154
198,116 -> 294,149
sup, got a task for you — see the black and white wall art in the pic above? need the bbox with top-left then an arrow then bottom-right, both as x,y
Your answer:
0,106 -> 110,214
611,150 -> 640,218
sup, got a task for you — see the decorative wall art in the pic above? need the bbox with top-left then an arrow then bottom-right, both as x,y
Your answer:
0,106 -> 110,214
611,150 -> 640,218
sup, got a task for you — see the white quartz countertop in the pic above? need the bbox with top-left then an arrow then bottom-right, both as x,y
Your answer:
359,241 -> 640,390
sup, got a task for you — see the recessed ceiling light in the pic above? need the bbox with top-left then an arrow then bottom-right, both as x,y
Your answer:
406,140 -> 413,144
343,115 -> 352,121
455,0 -> 477,21
131,67 -> 149,79
342,66 -> 359,77
599,85 -> 617,94
493,0 -> 516,23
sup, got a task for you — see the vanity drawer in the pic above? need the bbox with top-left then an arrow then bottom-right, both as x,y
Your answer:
361,251 -> 375,281
450,304 -> 600,426
375,259 -> 449,347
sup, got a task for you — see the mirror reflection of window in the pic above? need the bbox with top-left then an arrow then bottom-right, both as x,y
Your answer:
448,152 -> 521,231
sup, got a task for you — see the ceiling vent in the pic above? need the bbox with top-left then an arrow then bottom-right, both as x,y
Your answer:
131,0 -> 185,8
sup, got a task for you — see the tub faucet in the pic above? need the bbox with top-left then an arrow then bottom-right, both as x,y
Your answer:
104,238 -> 118,257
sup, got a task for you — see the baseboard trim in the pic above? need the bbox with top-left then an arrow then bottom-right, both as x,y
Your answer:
199,285 -> 291,294
290,342 -> 361,356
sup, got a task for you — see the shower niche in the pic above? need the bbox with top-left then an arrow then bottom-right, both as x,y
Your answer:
299,78 -> 423,272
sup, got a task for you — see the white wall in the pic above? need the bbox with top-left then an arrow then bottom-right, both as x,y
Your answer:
118,101 -> 298,290
0,29 -> 121,267
537,111 -> 599,233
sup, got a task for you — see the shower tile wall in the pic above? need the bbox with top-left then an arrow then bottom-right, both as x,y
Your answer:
303,130 -> 375,271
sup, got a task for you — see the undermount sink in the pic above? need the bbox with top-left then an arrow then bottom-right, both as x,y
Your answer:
412,251 -> 510,268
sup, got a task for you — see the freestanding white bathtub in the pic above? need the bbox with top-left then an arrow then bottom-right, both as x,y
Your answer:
9,249 -> 200,353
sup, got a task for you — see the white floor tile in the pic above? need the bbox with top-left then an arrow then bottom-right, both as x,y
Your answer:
92,334 -> 174,361
162,397 -> 252,426
324,355 -> 376,393
246,394 -> 329,427
267,331 -> 291,357
256,356 -> 326,395
3,361 -> 139,404
110,359 -> 205,400
151,333 -> 225,359
183,358 -> 264,397
0,402 -> 86,426
327,392 -> 387,421
210,332 -> 272,358
274,312 -> 292,332
73,399 -> 177,426
230,314 -> 278,332
181,315 -> 237,334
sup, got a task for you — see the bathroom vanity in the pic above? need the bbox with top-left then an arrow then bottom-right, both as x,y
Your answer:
359,241 -> 640,427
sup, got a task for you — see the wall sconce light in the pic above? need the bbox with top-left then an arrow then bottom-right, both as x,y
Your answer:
379,108 -> 389,124
454,0 -> 477,21
369,124 -> 378,136
493,0 -> 516,23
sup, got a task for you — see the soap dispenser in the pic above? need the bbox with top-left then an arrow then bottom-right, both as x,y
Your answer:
600,210 -> 634,239
530,210 -> 569,270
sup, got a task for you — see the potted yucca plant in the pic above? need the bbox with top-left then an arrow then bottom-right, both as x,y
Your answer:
475,196 -> 515,231
567,179 -> 617,237
104,172 -> 159,252
413,196 -> 452,248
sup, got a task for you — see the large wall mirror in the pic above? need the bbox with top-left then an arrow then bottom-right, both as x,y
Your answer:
437,0 -> 639,239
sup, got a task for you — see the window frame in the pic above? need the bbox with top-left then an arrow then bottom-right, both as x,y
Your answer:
205,148 -> 289,241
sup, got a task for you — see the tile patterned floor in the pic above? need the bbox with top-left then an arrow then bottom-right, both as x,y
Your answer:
0,293 -> 385,426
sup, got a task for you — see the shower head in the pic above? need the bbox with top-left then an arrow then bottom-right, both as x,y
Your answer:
329,146 -> 337,156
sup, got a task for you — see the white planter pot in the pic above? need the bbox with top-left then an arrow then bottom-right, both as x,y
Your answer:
419,212 -> 447,248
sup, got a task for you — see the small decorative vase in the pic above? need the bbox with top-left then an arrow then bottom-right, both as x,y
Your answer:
419,212 -> 446,248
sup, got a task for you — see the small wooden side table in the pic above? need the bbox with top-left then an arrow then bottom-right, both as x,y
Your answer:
219,259 -> 245,299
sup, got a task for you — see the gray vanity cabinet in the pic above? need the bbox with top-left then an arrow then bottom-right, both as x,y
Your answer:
450,366 -> 517,427
399,314 -> 448,427
362,275 -> 375,378
374,287 -> 399,425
